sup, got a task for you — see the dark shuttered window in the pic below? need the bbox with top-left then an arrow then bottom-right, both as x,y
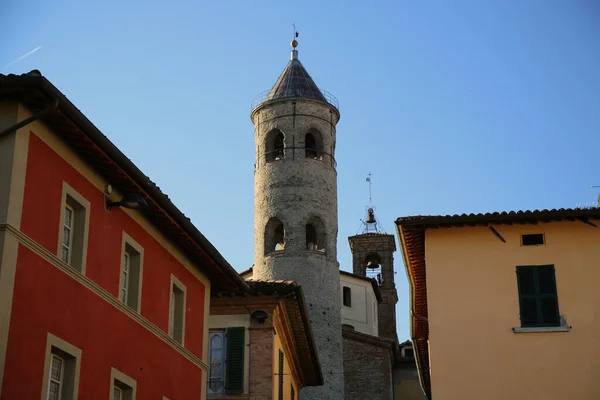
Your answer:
278,350 -> 284,400
291,384 -> 295,400
225,327 -> 245,394
516,265 -> 560,327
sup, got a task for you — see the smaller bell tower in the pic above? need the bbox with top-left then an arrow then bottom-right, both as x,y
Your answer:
348,175 -> 398,342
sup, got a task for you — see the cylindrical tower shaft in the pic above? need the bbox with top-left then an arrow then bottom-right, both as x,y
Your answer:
251,46 -> 344,400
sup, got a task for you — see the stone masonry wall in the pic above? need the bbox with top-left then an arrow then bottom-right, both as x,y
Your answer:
342,331 -> 393,400
249,322 -> 274,400
349,234 -> 398,342
252,99 -> 345,400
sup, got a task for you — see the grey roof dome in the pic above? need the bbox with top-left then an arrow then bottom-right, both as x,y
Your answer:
264,50 -> 327,103
251,48 -> 339,113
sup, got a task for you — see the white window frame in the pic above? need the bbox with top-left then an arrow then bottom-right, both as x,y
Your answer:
57,182 -> 90,274
41,333 -> 82,400
110,368 -> 136,400
48,354 -> 65,400
208,330 -> 227,395
113,385 -> 123,400
121,251 -> 130,304
61,204 -> 75,265
119,232 -> 144,312
168,275 -> 186,345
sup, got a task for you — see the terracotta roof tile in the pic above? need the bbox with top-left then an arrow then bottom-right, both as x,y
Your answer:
396,207 -> 600,227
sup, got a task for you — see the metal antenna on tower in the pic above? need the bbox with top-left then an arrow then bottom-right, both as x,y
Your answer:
366,172 -> 373,207
359,172 -> 385,234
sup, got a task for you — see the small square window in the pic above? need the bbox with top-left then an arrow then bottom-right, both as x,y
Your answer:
342,286 -> 351,307
521,233 -> 544,246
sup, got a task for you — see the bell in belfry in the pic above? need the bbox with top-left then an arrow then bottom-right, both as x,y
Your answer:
366,208 -> 376,224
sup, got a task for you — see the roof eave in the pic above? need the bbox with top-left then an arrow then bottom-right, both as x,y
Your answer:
396,223 -> 431,399
292,285 -> 324,386
395,208 -> 600,228
1,73 -> 248,292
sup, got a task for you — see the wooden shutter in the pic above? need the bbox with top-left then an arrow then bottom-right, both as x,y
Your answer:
537,265 -> 560,326
291,384 -> 295,400
279,350 -> 284,400
225,327 -> 245,394
517,265 -> 559,327
517,266 -> 539,326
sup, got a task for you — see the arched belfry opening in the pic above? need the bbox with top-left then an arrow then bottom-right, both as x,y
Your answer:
305,133 -> 317,159
265,217 -> 285,254
306,216 -> 326,251
265,129 -> 285,162
365,253 -> 383,284
304,129 -> 323,160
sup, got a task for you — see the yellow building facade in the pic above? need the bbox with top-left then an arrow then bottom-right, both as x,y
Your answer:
396,209 -> 600,400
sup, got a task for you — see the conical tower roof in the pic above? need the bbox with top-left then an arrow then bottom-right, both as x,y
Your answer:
264,50 -> 327,104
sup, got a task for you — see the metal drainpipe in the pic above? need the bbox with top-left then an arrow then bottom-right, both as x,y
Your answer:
0,98 -> 59,139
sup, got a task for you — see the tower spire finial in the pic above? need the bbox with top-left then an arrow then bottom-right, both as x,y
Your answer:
291,23 -> 299,60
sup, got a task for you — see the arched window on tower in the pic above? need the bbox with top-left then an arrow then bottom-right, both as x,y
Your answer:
265,217 -> 285,254
305,133 -> 317,159
265,129 -> 285,162
304,129 -> 322,160
364,253 -> 382,284
306,216 -> 326,252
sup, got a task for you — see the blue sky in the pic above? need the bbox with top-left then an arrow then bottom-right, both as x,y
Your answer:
2,0 -> 599,340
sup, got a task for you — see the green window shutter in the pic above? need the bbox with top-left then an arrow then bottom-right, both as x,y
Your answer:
279,350 -> 284,400
538,265 -> 560,326
517,266 -> 539,327
225,327 -> 245,394
517,265 -> 560,327
291,384 -> 295,400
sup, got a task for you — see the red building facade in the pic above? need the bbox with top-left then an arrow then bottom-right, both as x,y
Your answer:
0,71 -> 247,399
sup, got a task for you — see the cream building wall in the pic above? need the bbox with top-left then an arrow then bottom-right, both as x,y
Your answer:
273,328 -> 298,400
425,221 -> 600,399
339,274 -> 378,337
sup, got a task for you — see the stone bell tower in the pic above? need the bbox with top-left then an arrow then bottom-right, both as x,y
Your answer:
251,38 -> 344,400
348,197 -> 398,343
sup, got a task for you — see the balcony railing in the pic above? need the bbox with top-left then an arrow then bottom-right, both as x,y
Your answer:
251,88 -> 339,111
